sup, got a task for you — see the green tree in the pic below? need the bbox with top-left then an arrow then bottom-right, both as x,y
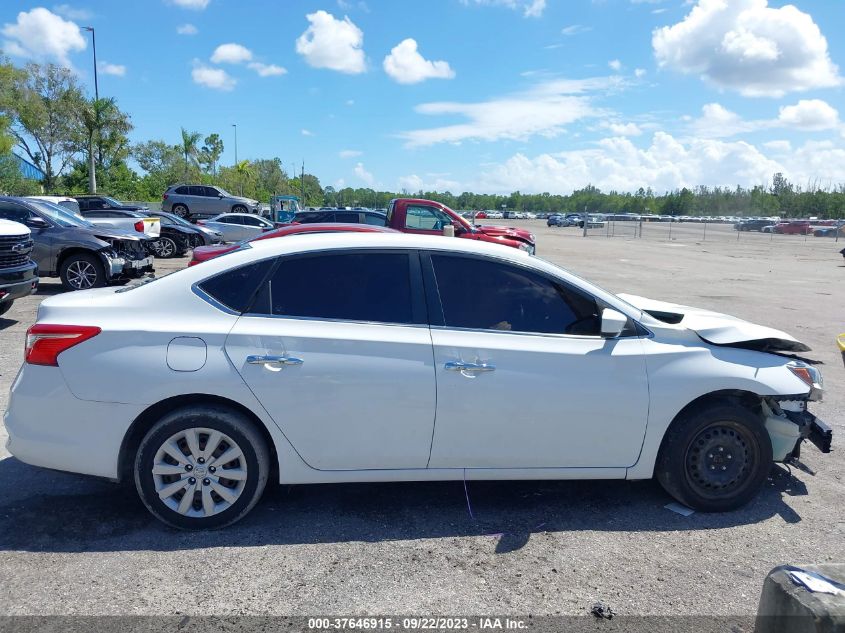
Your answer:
179,127 -> 202,178
6,63 -> 86,191
77,97 -> 132,193
199,133 -> 224,175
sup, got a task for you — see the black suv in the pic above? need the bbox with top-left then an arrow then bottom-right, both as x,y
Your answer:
0,197 -> 154,291
0,219 -> 38,317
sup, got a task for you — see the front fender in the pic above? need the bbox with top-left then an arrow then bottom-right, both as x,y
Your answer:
627,337 -> 810,479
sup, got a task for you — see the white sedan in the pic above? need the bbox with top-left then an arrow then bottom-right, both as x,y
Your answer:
4,233 -> 830,529
198,213 -> 275,243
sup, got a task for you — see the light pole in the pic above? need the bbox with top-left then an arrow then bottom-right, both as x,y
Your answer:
83,27 -> 98,101
231,124 -> 238,165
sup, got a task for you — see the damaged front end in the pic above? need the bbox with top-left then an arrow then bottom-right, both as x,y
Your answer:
762,362 -> 831,471
97,236 -> 155,281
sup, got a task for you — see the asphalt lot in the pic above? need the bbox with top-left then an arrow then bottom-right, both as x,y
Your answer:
0,222 -> 843,617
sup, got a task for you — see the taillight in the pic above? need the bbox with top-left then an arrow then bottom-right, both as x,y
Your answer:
162,193 -> 169,200
134,220 -> 144,232
25,324 -> 101,366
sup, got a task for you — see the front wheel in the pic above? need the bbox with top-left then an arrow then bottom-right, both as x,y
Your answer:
154,237 -> 178,258
655,401 -> 772,512
172,204 -> 190,219
60,253 -> 106,291
134,405 -> 270,529
232,205 -> 247,214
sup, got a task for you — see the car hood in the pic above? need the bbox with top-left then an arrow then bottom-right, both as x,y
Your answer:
231,196 -> 258,206
475,224 -> 535,242
618,293 -> 810,353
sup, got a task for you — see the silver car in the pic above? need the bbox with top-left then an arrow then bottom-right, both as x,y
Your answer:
198,213 -> 275,242
161,184 -> 260,220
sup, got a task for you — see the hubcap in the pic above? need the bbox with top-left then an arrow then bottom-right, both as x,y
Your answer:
67,261 -> 97,289
151,427 -> 248,518
685,422 -> 755,499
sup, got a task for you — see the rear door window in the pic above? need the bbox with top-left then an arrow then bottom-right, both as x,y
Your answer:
197,260 -> 274,313
254,251 -> 417,325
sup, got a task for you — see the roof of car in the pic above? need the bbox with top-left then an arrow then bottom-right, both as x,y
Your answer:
254,223 -> 398,241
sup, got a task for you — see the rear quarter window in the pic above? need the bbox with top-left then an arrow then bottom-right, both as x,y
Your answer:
197,259 -> 273,313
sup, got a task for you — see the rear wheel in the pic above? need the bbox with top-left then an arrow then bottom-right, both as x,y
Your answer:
60,253 -> 105,291
172,204 -> 189,219
155,237 -> 178,258
134,405 -> 270,529
655,401 -> 772,512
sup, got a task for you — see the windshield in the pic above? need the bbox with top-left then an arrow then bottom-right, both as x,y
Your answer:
160,212 -> 193,227
216,187 -> 233,197
101,196 -> 125,207
28,200 -> 94,228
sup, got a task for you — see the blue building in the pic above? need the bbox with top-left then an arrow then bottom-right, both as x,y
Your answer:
13,153 -> 45,182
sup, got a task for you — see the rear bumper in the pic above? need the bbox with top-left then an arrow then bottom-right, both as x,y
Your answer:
4,364 -> 144,479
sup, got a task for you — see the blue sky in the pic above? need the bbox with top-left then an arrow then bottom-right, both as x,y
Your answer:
2,0 -> 844,194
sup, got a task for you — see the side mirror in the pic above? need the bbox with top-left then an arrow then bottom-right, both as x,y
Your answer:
26,216 -> 49,229
600,308 -> 628,338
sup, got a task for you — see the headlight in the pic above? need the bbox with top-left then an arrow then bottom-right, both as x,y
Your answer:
518,243 -> 532,252
787,361 -> 824,401
529,233 -> 535,241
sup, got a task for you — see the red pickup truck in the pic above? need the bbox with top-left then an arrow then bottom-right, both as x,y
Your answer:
386,198 -> 536,254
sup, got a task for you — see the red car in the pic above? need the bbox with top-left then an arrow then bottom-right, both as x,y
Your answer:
772,221 -> 813,235
188,223 -> 398,266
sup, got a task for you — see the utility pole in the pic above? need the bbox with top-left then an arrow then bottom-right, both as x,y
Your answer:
231,124 -> 238,165
300,161 -> 305,203
83,26 -> 99,193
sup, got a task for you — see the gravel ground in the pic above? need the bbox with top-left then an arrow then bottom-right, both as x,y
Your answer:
0,223 -> 843,617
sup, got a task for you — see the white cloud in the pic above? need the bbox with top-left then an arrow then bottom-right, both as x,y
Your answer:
603,121 -> 643,136
398,173 -> 461,192
345,99 -> 355,106
301,129 -> 314,136
52,4 -> 93,21
295,10 -> 365,74
248,62 -> 287,77
653,0 -> 841,97
177,23 -> 198,35
2,8 -> 86,68
608,59 -> 622,71
211,43 -> 253,64
383,39 -> 455,84
339,149 -> 362,158
763,140 -> 791,152
777,100 -> 840,131
399,76 -> 620,147
634,68 -> 647,78
191,63 -> 236,91
561,24 -> 591,36
460,0 -> 546,18
98,61 -> 126,76
168,0 -> 209,9
354,162 -> 374,185
690,100 -> 841,138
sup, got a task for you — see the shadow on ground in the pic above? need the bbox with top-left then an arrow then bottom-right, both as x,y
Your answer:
0,457 -> 807,554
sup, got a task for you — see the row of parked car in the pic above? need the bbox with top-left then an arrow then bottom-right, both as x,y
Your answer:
734,218 -> 845,236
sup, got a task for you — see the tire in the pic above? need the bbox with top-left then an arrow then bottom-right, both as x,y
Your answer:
232,205 -> 247,214
155,237 -> 178,258
60,253 -> 106,291
0,301 -> 12,317
655,401 -> 772,512
134,405 -> 270,529
172,204 -> 189,219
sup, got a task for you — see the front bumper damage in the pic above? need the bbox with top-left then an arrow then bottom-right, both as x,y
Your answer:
763,398 -> 832,470
98,238 -> 154,281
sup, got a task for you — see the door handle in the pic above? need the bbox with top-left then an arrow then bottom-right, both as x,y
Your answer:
444,360 -> 495,374
247,354 -> 304,367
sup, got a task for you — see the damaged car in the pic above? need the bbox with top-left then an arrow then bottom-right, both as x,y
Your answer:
0,197 -> 154,291
3,234 -> 831,529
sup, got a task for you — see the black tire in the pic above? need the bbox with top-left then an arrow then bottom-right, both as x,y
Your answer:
655,400 -> 772,512
172,204 -> 189,218
134,405 -> 270,530
155,237 -> 178,258
59,253 -> 106,291
232,204 -> 247,214
0,301 -> 12,317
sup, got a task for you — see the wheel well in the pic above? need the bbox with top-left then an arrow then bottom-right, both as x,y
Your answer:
117,394 -> 278,484
56,247 -> 102,273
664,390 -> 764,441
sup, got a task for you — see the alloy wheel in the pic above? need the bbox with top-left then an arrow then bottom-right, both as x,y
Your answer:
67,260 -> 98,289
157,238 -> 176,258
151,427 -> 248,518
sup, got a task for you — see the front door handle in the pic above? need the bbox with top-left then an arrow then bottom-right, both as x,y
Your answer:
444,360 -> 496,374
247,354 -> 304,367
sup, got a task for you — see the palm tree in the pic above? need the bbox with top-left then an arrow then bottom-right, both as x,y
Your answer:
234,159 -> 253,196
80,97 -> 120,193
180,127 -> 202,178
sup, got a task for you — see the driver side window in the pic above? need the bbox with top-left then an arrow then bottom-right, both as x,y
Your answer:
405,205 -> 450,230
431,254 -> 601,336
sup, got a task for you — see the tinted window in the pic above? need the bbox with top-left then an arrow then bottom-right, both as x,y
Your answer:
189,186 -> 206,197
239,215 -> 264,227
198,259 -> 273,313
364,213 -> 387,226
0,202 -> 31,224
431,255 -> 600,335
335,212 -> 358,223
175,186 -> 191,195
258,252 -> 414,324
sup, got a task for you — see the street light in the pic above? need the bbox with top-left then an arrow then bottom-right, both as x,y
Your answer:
82,27 -> 98,101
231,124 -> 238,165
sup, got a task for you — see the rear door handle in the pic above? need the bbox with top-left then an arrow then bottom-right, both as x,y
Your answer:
444,360 -> 496,374
247,354 -> 304,367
